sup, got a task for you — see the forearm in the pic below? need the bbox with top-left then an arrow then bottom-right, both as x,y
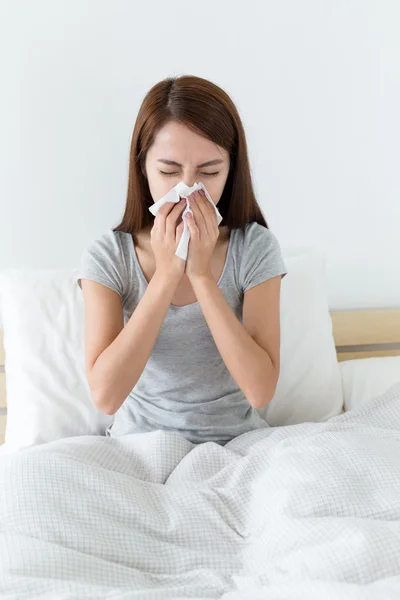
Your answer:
91,271 -> 179,415
190,275 -> 278,409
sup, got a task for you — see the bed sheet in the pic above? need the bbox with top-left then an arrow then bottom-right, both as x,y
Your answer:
1,383 -> 400,599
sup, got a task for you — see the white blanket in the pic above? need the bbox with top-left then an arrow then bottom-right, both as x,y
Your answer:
1,383 -> 400,599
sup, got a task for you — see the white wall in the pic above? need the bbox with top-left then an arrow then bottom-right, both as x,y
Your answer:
0,0 -> 399,309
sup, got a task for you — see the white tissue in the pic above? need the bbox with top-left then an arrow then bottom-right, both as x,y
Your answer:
148,181 -> 223,261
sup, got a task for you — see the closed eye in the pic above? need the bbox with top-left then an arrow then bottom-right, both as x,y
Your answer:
159,170 -> 220,177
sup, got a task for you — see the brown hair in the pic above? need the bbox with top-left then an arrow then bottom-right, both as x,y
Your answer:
113,75 -> 268,236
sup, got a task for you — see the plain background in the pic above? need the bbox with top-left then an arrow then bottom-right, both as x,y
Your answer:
0,0 -> 399,311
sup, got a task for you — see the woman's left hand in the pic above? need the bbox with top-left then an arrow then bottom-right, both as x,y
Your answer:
185,189 -> 220,280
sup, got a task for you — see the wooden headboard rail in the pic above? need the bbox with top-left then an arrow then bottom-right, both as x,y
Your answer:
330,309 -> 400,361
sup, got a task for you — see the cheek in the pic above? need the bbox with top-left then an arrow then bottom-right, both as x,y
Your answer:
148,177 -> 180,202
202,181 -> 225,205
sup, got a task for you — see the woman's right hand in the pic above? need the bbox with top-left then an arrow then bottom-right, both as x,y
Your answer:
150,199 -> 187,281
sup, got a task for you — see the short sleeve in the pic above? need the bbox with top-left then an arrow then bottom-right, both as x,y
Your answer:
76,229 -> 128,298
239,222 -> 287,293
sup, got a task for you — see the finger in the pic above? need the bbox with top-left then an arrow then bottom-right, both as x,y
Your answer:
156,201 -> 177,217
176,221 -> 184,242
199,189 -> 217,215
198,189 -> 217,216
190,192 -> 208,235
153,201 -> 174,229
185,210 -> 199,240
198,190 -> 219,234
166,200 -> 186,238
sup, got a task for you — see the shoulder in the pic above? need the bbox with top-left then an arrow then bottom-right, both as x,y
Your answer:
246,221 -> 278,240
235,221 -> 282,254
235,222 -> 287,292
82,229 -> 129,258
77,229 -> 131,297
80,229 -> 133,277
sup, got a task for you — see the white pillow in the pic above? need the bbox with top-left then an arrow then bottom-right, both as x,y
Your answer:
0,269 -> 113,454
340,356 -> 400,412
258,249 -> 344,426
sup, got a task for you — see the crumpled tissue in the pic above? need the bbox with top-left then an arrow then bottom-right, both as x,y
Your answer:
148,181 -> 223,260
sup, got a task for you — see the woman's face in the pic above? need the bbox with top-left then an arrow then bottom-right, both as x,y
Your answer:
144,121 -> 230,206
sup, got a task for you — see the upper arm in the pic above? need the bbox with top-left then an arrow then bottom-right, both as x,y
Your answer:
80,279 -> 124,378
239,222 -> 287,371
242,276 -> 282,370
76,230 -> 128,379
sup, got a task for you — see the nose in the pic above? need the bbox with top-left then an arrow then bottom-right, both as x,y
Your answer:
183,180 -> 198,190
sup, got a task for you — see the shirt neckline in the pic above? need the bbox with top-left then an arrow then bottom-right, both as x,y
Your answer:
127,229 -> 234,310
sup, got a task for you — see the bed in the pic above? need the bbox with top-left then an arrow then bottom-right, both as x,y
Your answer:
1,276 -> 400,598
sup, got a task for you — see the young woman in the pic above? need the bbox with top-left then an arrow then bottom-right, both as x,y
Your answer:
77,75 -> 287,446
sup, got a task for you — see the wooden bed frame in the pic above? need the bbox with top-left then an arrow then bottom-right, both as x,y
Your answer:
1,309 -> 400,445
331,309 -> 400,360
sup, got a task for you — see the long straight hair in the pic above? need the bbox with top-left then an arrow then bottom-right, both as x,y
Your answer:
113,75 -> 268,236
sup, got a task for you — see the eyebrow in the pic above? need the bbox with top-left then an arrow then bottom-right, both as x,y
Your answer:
156,158 -> 224,168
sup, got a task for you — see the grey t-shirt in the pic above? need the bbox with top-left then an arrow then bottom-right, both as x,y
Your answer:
77,222 -> 287,445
